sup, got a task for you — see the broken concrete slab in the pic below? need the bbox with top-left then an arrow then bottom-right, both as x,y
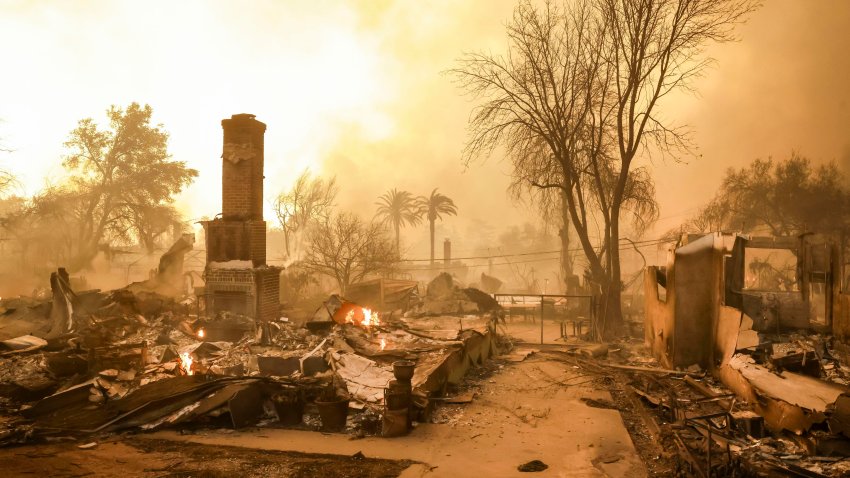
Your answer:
718,354 -> 849,434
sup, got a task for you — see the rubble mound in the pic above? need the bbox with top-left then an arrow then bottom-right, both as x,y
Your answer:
411,273 -> 502,316
426,273 -> 455,300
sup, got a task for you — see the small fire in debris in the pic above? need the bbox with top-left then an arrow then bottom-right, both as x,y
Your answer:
363,308 -> 380,328
180,352 -> 194,376
197,328 -> 205,339
380,338 -> 387,351
344,307 -> 381,328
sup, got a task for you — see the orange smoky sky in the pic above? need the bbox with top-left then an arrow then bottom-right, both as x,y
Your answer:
0,0 -> 848,260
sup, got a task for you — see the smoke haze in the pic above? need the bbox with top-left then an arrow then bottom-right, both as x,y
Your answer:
0,0 -> 848,264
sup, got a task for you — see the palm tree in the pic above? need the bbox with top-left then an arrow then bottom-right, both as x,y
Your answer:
418,189 -> 458,265
375,188 -> 422,255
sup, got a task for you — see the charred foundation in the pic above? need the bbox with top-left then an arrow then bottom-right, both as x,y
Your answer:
202,114 -> 280,321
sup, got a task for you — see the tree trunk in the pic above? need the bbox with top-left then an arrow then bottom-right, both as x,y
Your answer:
395,221 -> 400,255
429,219 -> 435,266
603,212 -> 624,337
559,192 -> 574,293
283,229 -> 291,258
142,233 -> 156,254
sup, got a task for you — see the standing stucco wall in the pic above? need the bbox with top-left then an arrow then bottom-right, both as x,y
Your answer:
644,265 -> 675,369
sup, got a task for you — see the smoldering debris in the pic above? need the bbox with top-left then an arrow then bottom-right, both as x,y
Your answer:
0,271 -> 501,447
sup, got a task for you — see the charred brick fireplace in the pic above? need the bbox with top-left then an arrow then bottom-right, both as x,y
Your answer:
202,114 -> 280,321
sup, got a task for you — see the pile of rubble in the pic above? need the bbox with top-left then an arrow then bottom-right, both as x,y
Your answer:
634,232 -> 850,476
0,270 -> 500,447
406,273 -> 501,317
570,337 -> 850,477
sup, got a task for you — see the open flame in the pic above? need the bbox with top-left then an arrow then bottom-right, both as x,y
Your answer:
380,338 -> 387,351
362,308 -> 380,328
344,307 -> 381,328
197,328 -> 205,339
179,352 -> 194,376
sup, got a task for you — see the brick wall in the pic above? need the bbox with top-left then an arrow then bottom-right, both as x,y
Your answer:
250,221 -> 266,264
255,267 -> 281,321
203,220 -> 266,266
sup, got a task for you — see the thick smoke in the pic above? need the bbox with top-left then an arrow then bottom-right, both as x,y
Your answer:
652,0 -> 850,234
0,0 -> 848,285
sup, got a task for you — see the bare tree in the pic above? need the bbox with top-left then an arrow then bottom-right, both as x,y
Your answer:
0,131 -> 17,197
301,212 -> 398,295
451,0 -> 756,335
273,170 -> 337,260
662,197 -> 730,243
0,170 -> 17,198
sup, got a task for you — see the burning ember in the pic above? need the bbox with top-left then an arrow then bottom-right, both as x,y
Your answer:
380,338 -> 387,351
179,352 -> 194,376
197,328 -> 205,339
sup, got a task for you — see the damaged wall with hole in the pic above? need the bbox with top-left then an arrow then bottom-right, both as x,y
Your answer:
644,231 -> 850,435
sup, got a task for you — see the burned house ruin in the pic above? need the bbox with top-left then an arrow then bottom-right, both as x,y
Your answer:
644,232 -> 850,435
201,114 -> 280,321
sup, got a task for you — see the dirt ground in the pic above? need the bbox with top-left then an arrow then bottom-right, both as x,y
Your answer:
1,319 -> 649,478
0,437 -> 412,477
145,344 -> 646,477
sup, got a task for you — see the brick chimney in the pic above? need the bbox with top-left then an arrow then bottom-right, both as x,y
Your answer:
221,114 -> 266,221
202,114 -> 280,322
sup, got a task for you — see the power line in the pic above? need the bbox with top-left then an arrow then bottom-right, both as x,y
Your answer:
404,249 -> 560,263
400,236 -> 672,264
394,255 -> 564,272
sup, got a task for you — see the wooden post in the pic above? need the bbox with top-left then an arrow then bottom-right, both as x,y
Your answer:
540,294 -> 544,345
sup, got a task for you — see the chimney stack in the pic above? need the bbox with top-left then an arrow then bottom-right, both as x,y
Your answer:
202,114 -> 280,322
221,113 -> 266,221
